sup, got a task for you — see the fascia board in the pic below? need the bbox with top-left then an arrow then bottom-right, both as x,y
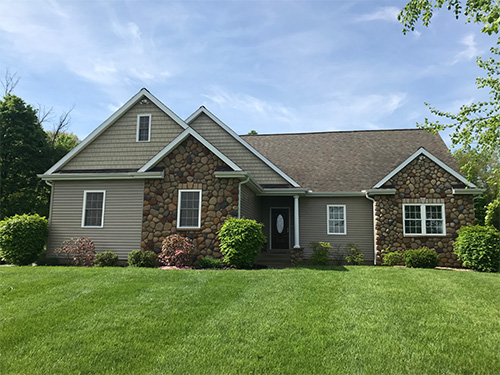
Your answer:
373,147 -> 477,189
452,188 -> 486,195
186,107 -> 301,188
139,128 -> 242,172
38,171 -> 164,181
363,189 -> 397,196
257,188 -> 309,196
44,89 -> 188,175
305,192 -> 366,197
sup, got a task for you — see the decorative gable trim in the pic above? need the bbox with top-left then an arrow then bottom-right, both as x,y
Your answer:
373,147 -> 477,189
139,128 -> 242,172
185,107 -> 301,188
44,88 -> 188,175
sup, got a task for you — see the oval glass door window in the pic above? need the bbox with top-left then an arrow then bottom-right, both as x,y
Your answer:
276,214 -> 284,234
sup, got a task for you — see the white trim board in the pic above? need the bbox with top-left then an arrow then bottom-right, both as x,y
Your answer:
139,128 -> 242,172
373,147 -> 477,189
44,88 -> 188,175
186,106 -> 301,188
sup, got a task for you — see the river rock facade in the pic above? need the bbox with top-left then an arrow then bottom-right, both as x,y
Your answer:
141,136 -> 239,258
374,155 -> 475,267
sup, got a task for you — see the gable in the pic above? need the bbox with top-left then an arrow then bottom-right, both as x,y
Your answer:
187,111 -> 295,186
61,98 -> 185,171
374,147 -> 476,189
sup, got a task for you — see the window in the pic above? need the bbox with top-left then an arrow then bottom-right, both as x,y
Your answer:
136,114 -> 151,142
177,190 -> 202,229
327,205 -> 346,235
82,191 -> 105,228
403,204 -> 445,236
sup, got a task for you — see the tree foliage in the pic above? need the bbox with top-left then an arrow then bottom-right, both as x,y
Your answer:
0,94 -> 51,218
0,94 -> 79,219
453,148 -> 500,228
400,0 -> 500,226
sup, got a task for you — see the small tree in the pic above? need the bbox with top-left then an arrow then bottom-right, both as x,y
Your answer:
219,218 -> 266,269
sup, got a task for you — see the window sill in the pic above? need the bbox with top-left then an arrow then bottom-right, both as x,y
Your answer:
177,227 -> 201,231
404,234 -> 447,237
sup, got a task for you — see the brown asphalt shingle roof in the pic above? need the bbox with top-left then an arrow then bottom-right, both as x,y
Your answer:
241,129 -> 460,192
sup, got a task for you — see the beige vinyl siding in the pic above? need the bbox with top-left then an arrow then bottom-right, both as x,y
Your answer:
190,113 -> 289,185
62,99 -> 184,171
240,184 -> 261,221
47,180 -> 144,259
299,197 -> 374,264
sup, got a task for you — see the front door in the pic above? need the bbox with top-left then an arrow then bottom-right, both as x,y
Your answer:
271,208 -> 290,250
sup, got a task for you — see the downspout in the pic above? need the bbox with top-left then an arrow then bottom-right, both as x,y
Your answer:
238,175 -> 250,219
45,180 -> 53,225
363,190 -> 377,265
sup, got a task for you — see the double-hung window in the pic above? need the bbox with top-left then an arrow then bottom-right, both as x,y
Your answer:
177,190 -> 202,229
327,205 -> 346,235
82,191 -> 105,228
403,204 -> 445,236
136,114 -> 151,142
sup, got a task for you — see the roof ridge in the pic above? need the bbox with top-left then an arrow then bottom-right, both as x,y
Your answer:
241,128 -> 424,137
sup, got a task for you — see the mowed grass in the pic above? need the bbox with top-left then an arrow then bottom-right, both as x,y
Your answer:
1,266 -> 499,375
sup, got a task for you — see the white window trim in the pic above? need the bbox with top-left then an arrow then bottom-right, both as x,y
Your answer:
177,189 -> 202,229
81,190 -> 106,228
403,203 -> 446,236
327,205 -> 347,235
136,114 -> 152,142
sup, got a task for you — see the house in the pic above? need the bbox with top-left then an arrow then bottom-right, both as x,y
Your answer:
39,88 -> 484,267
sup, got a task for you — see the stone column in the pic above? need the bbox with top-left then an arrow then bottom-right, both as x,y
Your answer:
293,195 -> 300,248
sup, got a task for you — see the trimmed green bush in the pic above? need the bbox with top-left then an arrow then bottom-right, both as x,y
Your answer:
454,225 -> 500,272
94,251 -> 119,267
128,250 -> 157,268
345,242 -> 364,265
404,247 -> 439,268
310,242 -> 331,265
383,251 -> 403,266
0,214 -> 48,265
196,257 -> 224,269
219,218 -> 266,269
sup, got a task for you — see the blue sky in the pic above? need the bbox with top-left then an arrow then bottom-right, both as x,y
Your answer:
0,0 -> 494,146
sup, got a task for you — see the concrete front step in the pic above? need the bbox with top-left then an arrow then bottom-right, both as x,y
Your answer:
255,252 -> 292,268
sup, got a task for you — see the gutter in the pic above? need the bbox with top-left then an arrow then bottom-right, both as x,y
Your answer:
238,175 -> 251,219
38,171 -> 165,181
362,190 -> 378,266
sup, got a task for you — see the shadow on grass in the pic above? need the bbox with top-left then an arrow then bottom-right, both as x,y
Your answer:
294,265 -> 349,272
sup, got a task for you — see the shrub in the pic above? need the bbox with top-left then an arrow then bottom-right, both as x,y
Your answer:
0,214 -> 48,265
94,251 -> 119,267
310,242 -> 332,265
55,237 -> 96,267
219,218 -> 266,269
196,257 -> 224,269
454,225 -> 500,272
345,242 -> 364,265
128,250 -> 157,268
382,251 -> 403,266
404,247 -> 439,269
158,234 -> 194,267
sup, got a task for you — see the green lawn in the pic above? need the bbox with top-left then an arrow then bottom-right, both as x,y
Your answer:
1,266 -> 499,374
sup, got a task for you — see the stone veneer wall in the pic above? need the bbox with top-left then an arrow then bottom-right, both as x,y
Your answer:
142,136 -> 239,258
374,155 -> 475,267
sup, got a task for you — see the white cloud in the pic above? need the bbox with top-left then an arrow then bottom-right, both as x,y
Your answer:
356,7 -> 400,23
203,87 -> 298,124
452,34 -> 479,65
